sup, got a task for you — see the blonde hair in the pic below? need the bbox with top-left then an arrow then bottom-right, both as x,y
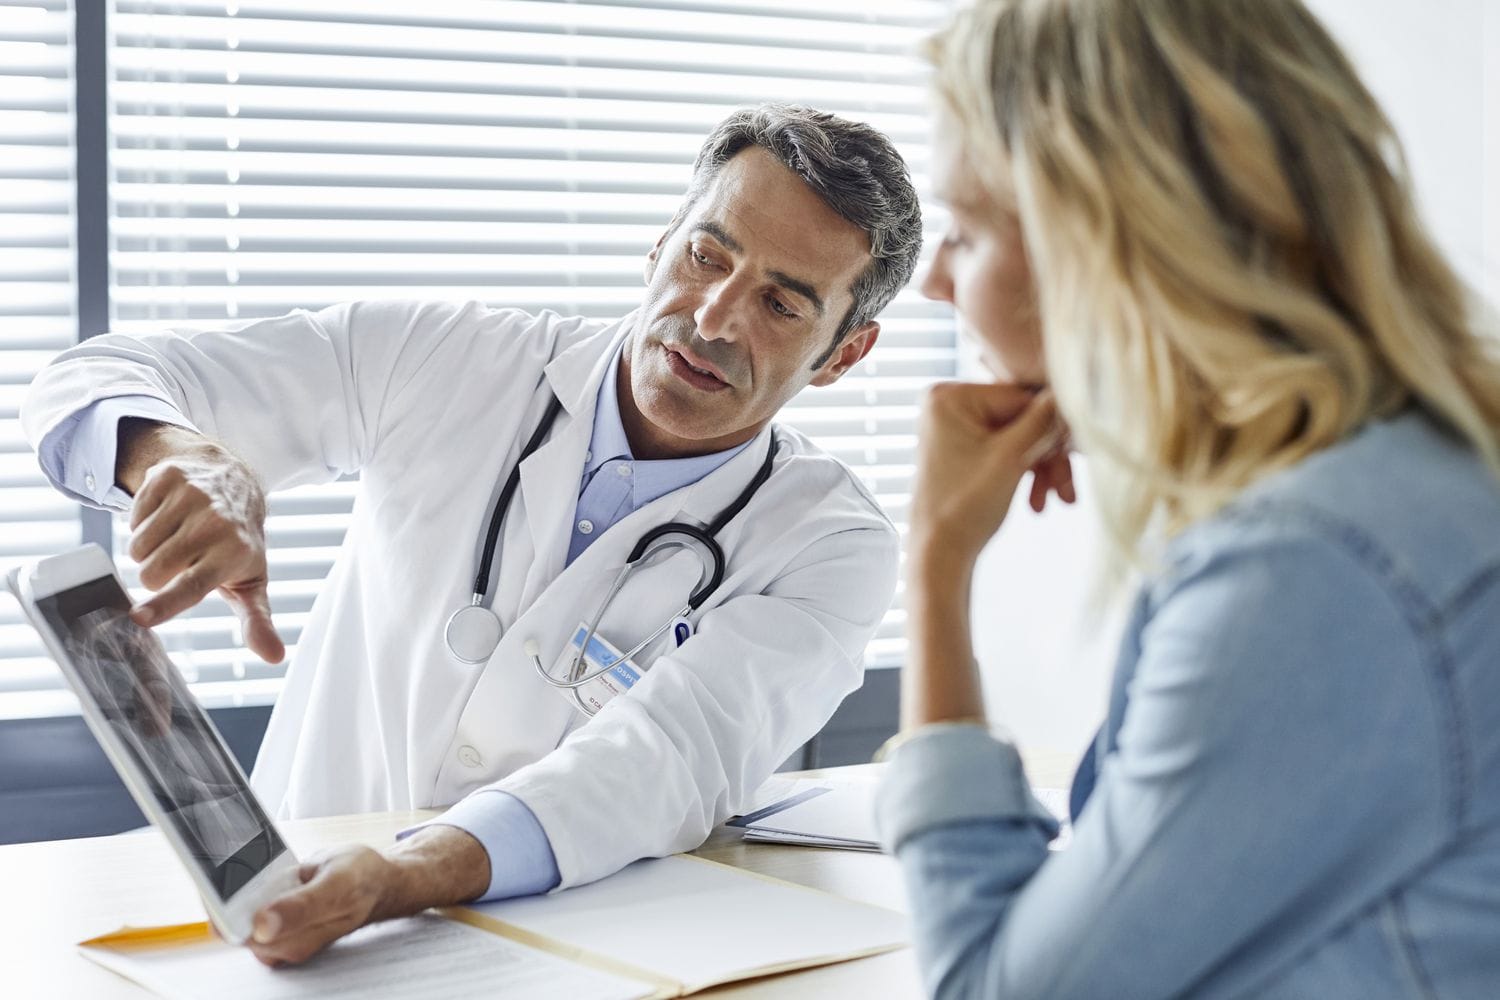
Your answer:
928,0 -> 1500,575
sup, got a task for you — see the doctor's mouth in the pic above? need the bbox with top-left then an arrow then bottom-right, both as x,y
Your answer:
664,345 -> 733,392
652,325 -> 746,393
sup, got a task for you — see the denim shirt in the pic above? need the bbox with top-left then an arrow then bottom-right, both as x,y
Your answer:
875,409 -> 1500,999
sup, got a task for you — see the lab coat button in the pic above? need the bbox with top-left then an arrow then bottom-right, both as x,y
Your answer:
457,745 -> 483,768
577,519 -> 594,535
85,473 -> 97,492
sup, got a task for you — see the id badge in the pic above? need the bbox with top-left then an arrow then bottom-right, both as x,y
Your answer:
550,622 -> 647,716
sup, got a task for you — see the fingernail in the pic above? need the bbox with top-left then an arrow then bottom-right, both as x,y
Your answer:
131,606 -> 156,626
253,911 -> 280,943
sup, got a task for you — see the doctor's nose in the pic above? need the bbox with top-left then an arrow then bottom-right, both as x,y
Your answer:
693,279 -> 749,344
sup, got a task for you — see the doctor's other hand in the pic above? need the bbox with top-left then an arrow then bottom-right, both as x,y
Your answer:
247,826 -> 493,967
116,419 -> 285,664
909,382 -> 1071,567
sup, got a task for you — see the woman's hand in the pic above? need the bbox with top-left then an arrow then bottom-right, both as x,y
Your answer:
901,382 -> 1073,728
909,382 -> 1072,569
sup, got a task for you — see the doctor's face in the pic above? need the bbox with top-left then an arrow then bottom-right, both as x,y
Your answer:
621,147 -> 880,459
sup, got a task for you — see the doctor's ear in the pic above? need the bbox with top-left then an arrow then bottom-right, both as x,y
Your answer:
809,321 -> 880,387
644,215 -> 684,285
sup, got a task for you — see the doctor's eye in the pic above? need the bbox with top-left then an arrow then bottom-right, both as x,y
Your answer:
766,295 -> 797,320
688,246 -> 718,269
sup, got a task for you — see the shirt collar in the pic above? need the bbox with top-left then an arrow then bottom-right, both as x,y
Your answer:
585,343 -> 751,507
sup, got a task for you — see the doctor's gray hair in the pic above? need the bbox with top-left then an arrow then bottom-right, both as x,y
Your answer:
676,104 -> 924,368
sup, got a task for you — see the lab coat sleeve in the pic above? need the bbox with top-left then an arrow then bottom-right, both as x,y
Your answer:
495,520 -> 901,890
21,300 -> 514,493
37,395 -> 199,510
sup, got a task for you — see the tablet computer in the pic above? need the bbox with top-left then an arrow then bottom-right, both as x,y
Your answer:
5,543 -> 300,943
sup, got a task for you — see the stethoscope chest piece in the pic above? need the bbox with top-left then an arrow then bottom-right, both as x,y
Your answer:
445,602 -> 504,664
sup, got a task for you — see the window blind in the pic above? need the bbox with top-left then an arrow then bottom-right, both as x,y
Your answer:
99,0 -> 953,707
0,0 -> 80,718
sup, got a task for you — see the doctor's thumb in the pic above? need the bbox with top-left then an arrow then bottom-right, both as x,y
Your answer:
231,584 -> 286,665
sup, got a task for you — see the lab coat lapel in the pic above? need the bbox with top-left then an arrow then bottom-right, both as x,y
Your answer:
515,321 -> 627,609
660,422 -> 777,531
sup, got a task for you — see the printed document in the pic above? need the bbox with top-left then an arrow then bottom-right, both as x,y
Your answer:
82,913 -> 653,1000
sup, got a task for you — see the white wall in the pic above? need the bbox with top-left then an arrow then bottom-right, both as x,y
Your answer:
1307,0 -> 1493,300
968,0 -> 1497,759
1488,1 -> 1499,309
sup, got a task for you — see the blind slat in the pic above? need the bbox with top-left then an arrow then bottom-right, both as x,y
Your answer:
17,0 -> 958,713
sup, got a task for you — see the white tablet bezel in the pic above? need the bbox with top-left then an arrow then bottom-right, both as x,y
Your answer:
6,544 -> 300,944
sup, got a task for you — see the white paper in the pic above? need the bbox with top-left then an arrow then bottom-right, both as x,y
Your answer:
738,775 -> 801,814
469,855 -> 907,991
743,779 -> 1073,852
82,914 -> 654,1000
744,784 -> 878,847
741,829 -> 881,851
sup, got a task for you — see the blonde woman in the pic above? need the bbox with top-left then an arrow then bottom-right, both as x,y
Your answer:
875,0 -> 1500,996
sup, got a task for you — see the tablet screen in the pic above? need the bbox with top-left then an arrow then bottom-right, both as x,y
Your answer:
35,575 -> 287,902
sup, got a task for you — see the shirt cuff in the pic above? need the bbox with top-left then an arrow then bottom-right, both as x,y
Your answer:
874,723 -> 1061,854
398,790 -> 561,902
37,395 -> 196,511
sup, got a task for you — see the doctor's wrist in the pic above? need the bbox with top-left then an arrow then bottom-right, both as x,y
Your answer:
377,824 -> 493,916
116,419 -> 221,497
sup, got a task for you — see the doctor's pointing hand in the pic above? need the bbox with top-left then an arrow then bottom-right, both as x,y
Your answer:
117,420 -> 284,665
23,104 -> 926,965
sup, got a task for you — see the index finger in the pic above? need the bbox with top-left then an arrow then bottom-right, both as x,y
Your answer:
972,381 -> 1050,431
131,561 -> 220,627
128,462 -> 184,530
924,380 -> 1040,429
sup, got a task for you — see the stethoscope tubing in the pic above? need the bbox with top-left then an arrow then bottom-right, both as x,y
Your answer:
449,387 -> 779,681
470,394 -> 564,602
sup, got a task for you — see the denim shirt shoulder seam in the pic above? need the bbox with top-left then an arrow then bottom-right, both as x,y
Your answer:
1204,496 -> 1470,831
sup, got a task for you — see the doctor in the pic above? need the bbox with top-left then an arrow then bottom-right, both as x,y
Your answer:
24,104 -> 923,963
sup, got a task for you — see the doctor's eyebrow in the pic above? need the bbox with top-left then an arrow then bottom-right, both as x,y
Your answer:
767,270 -> 824,317
691,221 -> 825,317
693,221 -> 743,253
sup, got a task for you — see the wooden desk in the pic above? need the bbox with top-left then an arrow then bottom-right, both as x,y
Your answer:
0,756 -> 1077,999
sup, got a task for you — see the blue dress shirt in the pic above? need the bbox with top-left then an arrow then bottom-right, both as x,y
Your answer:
41,343 -> 747,902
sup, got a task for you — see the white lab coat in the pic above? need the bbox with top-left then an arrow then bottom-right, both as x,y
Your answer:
23,300 -> 899,888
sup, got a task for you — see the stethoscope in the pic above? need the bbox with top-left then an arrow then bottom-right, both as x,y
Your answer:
444,392 -> 779,692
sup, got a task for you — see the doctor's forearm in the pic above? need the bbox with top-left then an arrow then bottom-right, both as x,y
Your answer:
901,543 -> 987,729
375,825 -> 492,917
